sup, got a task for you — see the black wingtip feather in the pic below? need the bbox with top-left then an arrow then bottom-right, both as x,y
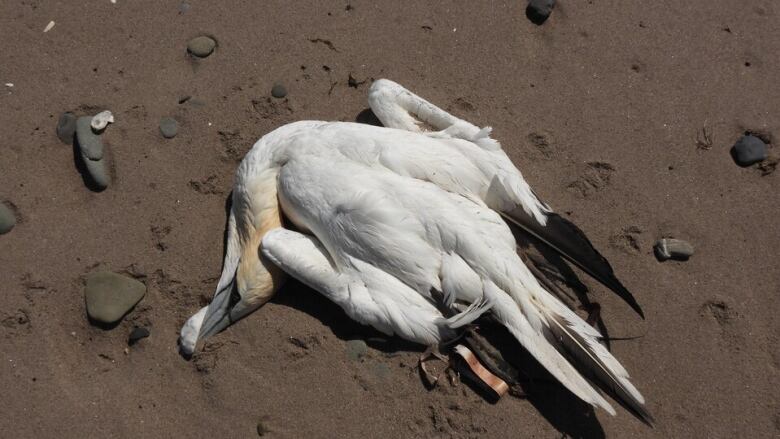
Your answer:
502,208 -> 645,319
547,314 -> 655,427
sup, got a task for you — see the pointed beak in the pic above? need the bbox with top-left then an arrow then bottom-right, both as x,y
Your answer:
178,279 -> 237,357
197,278 -> 239,340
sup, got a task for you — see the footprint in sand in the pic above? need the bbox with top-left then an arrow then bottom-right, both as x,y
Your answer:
568,161 -> 616,198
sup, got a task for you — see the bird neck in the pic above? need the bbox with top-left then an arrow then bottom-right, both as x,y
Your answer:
234,166 -> 287,311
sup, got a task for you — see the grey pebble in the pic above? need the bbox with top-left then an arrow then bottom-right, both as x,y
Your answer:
527,0 -> 556,25
76,116 -> 104,160
0,203 -> 15,234
85,271 -> 146,326
731,135 -> 767,167
187,36 -> 216,58
178,2 -> 190,13
256,420 -> 270,436
159,117 -> 179,139
82,153 -> 110,190
345,339 -> 367,360
56,112 -> 77,144
372,362 -> 391,379
271,83 -> 287,99
128,327 -> 150,346
654,238 -> 694,261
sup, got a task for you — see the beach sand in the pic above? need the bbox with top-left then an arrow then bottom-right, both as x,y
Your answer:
0,1 -> 778,437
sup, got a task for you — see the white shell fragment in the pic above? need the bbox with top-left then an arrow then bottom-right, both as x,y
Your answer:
43,21 -> 55,33
90,110 -> 114,133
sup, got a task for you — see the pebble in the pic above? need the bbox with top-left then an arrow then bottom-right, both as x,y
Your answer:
526,0 -> 556,25
82,153 -> 110,190
654,238 -> 694,261
75,116 -> 104,160
345,339 -> 367,360
731,135 -> 767,167
271,83 -> 287,99
256,420 -> 269,436
159,117 -> 178,138
187,36 -> 216,58
85,271 -> 146,325
56,112 -> 77,144
0,203 -> 15,234
90,110 -> 114,133
372,362 -> 391,379
128,327 -> 150,346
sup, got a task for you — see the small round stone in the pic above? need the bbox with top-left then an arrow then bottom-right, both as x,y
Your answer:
654,238 -> 694,261
159,117 -> 179,139
128,327 -> 150,346
187,36 -> 216,58
56,112 -> 77,144
526,0 -> 556,25
0,203 -> 16,234
256,420 -> 270,436
84,272 -> 146,325
731,135 -> 767,167
76,116 -> 104,160
271,83 -> 287,99
345,339 -> 367,360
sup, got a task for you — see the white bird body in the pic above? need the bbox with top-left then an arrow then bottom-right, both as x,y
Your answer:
180,80 -> 651,423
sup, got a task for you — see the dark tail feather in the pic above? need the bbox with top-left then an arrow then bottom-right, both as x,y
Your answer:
546,313 -> 655,426
501,206 -> 644,318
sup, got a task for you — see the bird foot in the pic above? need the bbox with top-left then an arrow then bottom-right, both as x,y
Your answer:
418,345 -> 449,389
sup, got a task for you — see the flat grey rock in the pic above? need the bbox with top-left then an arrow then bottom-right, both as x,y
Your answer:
0,203 -> 15,234
85,271 -> 146,325
271,83 -> 287,99
187,36 -> 215,57
159,117 -> 178,139
76,116 -> 104,160
654,238 -> 694,261
56,112 -> 77,144
345,339 -> 367,360
731,135 -> 767,167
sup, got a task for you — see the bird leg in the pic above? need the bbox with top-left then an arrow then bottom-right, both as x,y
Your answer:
418,345 -> 449,389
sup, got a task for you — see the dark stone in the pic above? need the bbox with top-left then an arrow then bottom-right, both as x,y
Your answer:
271,83 -> 287,99
56,112 -> 77,144
526,0 -> 556,25
730,135 -> 767,167
128,327 -> 150,345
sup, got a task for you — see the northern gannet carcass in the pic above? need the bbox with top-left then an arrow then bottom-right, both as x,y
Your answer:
179,79 -> 652,424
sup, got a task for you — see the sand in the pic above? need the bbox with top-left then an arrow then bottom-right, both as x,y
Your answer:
0,1 -> 778,438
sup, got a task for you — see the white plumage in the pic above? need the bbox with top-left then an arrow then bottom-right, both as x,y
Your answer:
180,79 -> 651,423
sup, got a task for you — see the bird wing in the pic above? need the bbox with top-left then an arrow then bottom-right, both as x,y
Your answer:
310,122 -> 642,317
